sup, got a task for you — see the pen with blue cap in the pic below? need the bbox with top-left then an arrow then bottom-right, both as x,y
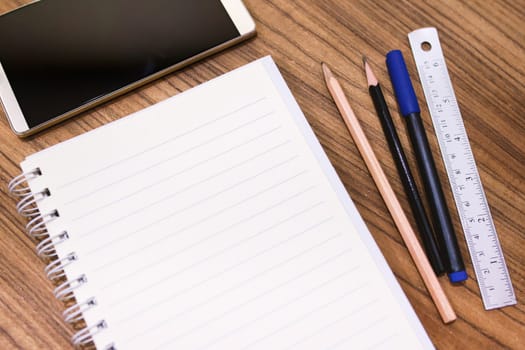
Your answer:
386,50 -> 467,283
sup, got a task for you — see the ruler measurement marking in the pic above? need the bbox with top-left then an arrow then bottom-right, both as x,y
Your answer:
409,28 -> 516,310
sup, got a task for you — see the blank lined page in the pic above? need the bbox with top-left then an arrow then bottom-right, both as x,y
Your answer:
21,56 -> 432,349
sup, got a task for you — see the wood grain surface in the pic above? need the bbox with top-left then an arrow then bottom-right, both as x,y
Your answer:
1,0 -> 523,349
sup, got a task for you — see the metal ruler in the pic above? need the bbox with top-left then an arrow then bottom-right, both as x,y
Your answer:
408,27 -> 516,310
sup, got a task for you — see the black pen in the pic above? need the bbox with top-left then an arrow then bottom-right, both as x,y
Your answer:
363,57 -> 445,276
386,50 -> 467,283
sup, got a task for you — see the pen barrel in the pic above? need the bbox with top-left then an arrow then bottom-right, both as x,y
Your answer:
369,86 -> 445,275
405,112 -> 466,278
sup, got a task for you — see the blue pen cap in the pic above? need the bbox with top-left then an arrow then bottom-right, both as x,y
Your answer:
386,50 -> 420,116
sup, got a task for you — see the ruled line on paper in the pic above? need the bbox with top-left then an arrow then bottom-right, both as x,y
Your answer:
120,247 -> 352,335
88,170 -> 310,267
70,124 -> 282,220
200,285 -> 368,350
65,110 -> 277,207
77,139 -> 293,238
152,273 -> 368,350
325,317 -> 391,350
283,299 -> 380,350
96,185 -> 321,285
367,332 -> 399,349
83,161 -> 307,259
107,201 -> 328,305
237,299 -> 380,350
56,97 -> 268,190
128,248 -> 355,346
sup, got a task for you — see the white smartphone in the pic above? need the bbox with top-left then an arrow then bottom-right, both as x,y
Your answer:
0,0 -> 256,137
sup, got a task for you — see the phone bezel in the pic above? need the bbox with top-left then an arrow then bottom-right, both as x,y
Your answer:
0,0 -> 256,137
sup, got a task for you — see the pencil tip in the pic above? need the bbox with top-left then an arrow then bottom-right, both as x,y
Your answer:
321,62 -> 333,81
363,56 -> 378,87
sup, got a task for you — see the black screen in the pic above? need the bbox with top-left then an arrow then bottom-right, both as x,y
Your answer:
0,0 -> 240,128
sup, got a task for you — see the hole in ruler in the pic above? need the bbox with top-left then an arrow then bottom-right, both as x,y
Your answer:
421,41 -> 432,51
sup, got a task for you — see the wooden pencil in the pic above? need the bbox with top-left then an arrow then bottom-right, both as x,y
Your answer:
322,62 -> 456,324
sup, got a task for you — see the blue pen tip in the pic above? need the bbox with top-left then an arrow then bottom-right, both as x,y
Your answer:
448,270 -> 468,283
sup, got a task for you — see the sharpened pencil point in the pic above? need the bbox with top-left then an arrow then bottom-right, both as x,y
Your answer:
363,57 -> 379,87
321,62 -> 333,82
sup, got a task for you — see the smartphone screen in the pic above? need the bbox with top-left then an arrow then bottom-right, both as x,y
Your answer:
0,0 -> 242,129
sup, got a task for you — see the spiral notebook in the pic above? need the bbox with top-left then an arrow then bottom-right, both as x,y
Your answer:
9,56 -> 433,349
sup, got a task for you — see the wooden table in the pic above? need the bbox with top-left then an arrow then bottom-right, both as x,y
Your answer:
1,1 -> 523,348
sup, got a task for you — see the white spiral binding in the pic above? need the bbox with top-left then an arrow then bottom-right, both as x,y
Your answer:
63,297 -> 97,324
26,210 -> 59,239
44,252 -> 78,282
71,321 -> 113,349
36,231 -> 69,258
9,169 -> 110,348
8,168 -> 41,196
54,274 -> 87,302
72,320 -> 108,346
16,188 -> 50,218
